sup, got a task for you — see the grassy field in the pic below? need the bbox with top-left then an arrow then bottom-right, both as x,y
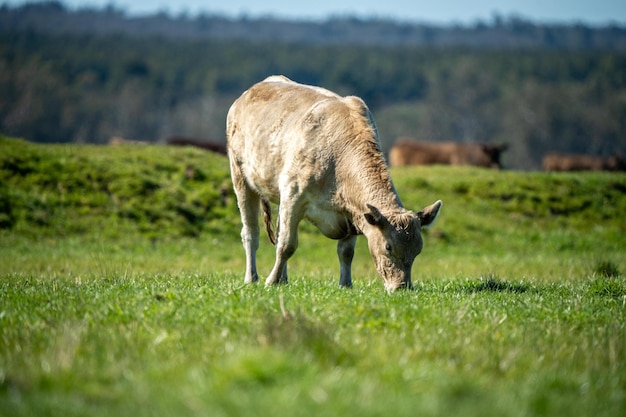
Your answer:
1,136 -> 625,416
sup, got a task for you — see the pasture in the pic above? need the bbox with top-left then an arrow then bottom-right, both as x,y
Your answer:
1,136 -> 625,416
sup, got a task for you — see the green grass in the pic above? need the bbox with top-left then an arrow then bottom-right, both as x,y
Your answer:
1,136 -> 626,416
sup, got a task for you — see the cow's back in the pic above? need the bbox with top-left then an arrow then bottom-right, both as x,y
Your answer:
227,76 -> 375,201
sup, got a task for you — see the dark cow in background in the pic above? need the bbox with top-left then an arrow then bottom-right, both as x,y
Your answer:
166,136 -> 227,155
542,152 -> 625,172
389,139 -> 507,169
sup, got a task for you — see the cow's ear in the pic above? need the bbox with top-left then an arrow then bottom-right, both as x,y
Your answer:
417,200 -> 442,229
364,204 -> 384,226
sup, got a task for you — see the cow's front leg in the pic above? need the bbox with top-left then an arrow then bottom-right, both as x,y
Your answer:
337,235 -> 356,288
265,202 -> 302,286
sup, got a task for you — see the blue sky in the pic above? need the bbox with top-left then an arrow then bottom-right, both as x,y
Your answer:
5,0 -> 626,25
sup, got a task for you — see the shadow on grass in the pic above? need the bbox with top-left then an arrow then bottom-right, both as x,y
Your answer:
588,276 -> 626,299
463,275 -> 531,294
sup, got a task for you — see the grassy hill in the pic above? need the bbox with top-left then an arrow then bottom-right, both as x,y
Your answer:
2,135 -> 625,279
0,136 -> 238,238
1,135 -> 626,417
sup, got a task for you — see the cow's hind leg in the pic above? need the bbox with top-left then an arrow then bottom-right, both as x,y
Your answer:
230,163 -> 261,284
337,235 -> 356,288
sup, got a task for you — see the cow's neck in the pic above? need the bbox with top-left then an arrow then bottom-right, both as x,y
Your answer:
336,139 -> 404,231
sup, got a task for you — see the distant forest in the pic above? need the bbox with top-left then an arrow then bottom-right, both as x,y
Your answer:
1,1 -> 626,169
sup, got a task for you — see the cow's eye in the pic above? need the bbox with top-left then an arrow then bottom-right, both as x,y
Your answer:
385,243 -> 392,252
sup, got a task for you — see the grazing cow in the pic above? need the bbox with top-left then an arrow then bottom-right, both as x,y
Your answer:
389,139 -> 507,169
166,136 -> 227,155
542,152 -> 625,172
227,76 -> 442,291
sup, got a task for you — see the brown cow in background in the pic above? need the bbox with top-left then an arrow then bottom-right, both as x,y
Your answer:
542,152 -> 625,171
388,139 -> 507,169
166,136 -> 227,155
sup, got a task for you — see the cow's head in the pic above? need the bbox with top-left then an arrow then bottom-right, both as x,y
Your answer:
363,200 -> 442,291
481,143 -> 508,169
607,153 -> 626,171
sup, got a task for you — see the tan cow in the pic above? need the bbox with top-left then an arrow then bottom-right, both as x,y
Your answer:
227,76 -> 442,291
389,139 -> 507,169
542,152 -> 625,171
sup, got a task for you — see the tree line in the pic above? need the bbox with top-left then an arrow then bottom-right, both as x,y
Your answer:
1,3 -> 625,169
3,1 -> 626,49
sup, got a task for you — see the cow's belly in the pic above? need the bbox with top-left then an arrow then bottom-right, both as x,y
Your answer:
305,206 -> 353,240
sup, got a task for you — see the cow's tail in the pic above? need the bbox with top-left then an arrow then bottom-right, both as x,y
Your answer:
261,199 -> 276,245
